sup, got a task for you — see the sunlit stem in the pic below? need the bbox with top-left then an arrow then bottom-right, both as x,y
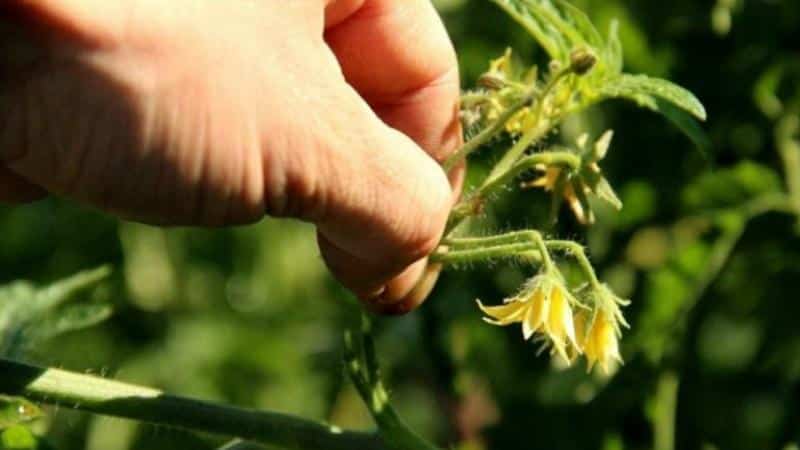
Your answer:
447,151 -> 580,227
440,232 -> 601,288
430,243 -> 540,266
444,86 -> 539,171
482,67 -> 574,183
0,359 -> 384,450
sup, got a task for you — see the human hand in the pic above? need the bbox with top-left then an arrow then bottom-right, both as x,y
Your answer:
0,0 -> 462,312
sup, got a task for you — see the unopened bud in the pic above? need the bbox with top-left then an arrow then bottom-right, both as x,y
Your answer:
477,73 -> 506,90
569,48 -> 597,75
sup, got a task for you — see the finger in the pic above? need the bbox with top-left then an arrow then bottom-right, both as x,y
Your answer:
307,81 -> 452,306
325,0 -> 464,196
0,166 -> 46,203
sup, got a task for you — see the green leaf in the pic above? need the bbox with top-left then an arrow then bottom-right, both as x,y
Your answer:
554,0 -> 604,48
0,266 -> 113,358
599,74 -> 707,121
656,98 -> 712,157
490,0 -> 567,61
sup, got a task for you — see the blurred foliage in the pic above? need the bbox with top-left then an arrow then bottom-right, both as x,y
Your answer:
2,0 -> 800,449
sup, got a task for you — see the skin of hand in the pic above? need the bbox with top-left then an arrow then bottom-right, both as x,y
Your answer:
0,0 -> 463,313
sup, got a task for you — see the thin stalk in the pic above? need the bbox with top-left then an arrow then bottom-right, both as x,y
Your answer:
0,358 -> 385,450
483,68 -> 573,184
544,240 -> 602,288
444,87 -> 539,171
775,115 -> 800,220
439,232 -> 601,288
431,243 -> 540,266
447,151 -> 580,227
652,371 -> 679,450
343,327 -> 441,450
444,230 -> 540,248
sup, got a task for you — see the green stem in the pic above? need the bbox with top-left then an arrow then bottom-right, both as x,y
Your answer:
651,371 -> 679,450
447,151 -> 580,227
775,115 -> 800,220
482,68 -> 573,184
0,358 -> 385,450
439,232 -> 601,287
343,326 -> 442,450
431,243 -> 540,266
444,87 -> 539,171
544,240 -> 602,288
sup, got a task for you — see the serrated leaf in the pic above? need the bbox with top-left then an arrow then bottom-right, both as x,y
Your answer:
491,0 -> 566,61
555,0 -> 604,48
600,74 -> 707,121
656,98 -> 712,158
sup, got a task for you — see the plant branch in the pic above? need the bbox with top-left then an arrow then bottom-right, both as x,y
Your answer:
343,321 -> 442,450
447,151 -> 580,226
482,67 -> 573,183
444,87 -> 539,171
0,358 -> 385,450
431,243 -> 540,266
439,232 -> 601,286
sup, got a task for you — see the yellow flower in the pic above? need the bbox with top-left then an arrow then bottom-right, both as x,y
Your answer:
576,283 -> 630,373
580,310 -> 622,374
522,166 -> 590,224
521,130 -> 621,225
477,274 -> 578,362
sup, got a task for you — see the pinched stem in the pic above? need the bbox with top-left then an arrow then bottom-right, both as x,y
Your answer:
0,358 -> 385,450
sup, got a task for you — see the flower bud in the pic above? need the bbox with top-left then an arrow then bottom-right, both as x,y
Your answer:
569,48 -> 597,75
477,73 -> 507,90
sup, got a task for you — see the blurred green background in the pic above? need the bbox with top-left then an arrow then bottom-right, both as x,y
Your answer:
2,1 -> 800,449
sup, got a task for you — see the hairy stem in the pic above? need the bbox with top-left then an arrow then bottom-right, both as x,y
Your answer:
444,87 -> 539,171
431,242 -> 540,266
440,232 -> 601,287
447,151 -> 580,226
343,322 -> 442,450
483,67 -> 573,183
0,358 -> 385,450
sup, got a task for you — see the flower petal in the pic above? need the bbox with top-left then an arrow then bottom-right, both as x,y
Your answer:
522,291 -> 548,340
477,299 -> 527,325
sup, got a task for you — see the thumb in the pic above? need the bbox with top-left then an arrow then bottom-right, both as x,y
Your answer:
304,85 -> 452,306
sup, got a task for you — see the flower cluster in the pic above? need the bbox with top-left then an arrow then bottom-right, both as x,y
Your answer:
478,269 -> 629,373
522,130 -> 622,224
